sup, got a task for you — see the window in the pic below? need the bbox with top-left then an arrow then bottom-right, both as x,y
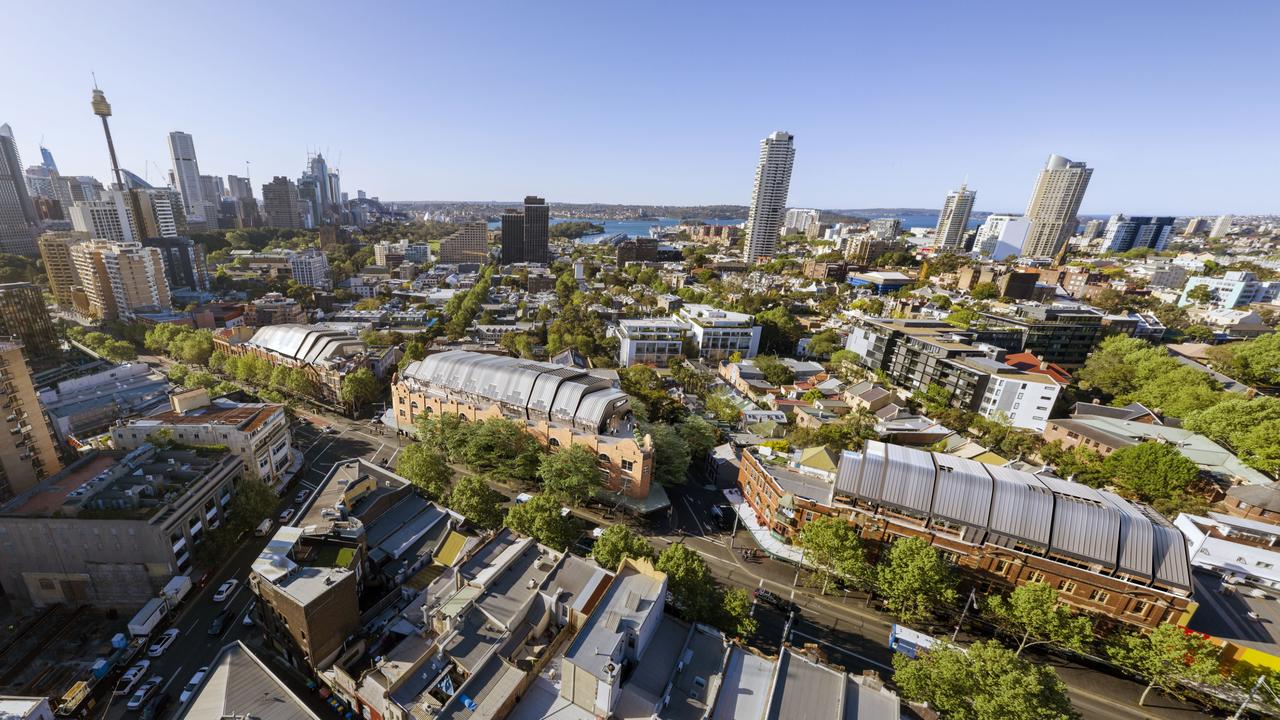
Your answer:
1128,600 -> 1150,616
992,559 -> 1011,575
1027,570 -> 1046,583
621,460 -> 634,472
1089,589 -> 1110,604
1058,580 -> 1077,594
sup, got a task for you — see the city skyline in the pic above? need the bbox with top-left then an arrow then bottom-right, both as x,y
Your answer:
2,1 -> 1277,214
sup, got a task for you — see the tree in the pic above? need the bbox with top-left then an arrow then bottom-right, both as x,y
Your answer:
396,444 -> 453,501
618,365 -> 683,424
1108,623 -> 1223,706
986,582 -> 1094,655
415,413 -> 468,459
1206,332 -> 1280,387
1182,325 -> 1215,343
806,330 -> 842,358
538,445 -> 601,507
756,306 -> 803,355
1185,283 -> 1214,305
339,368 -> 382,412
1103,442 -> 1200,511
893,640 -> 1079,720
656,542 -> 717,622
971,281 -> 999,300
797,517 -> 868,594
646,422 -> 692,486
719,587 -> 758,639
591,525 -> 656,570
875,537 -> 958,623
447,473 -> 506,529
753,354 -> 795,386
676,415 -> 719,465
505,493 -> 580,549
1184,395 -> 1280,474
704,391 -> 741,424
459,418 -> 543,481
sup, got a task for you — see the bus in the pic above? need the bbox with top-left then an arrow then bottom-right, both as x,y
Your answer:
889,625 -> 942,659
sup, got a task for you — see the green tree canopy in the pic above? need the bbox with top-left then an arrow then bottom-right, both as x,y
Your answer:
538,445 -> 602,507
1103,442 -> 1202,513
339,367 -> 382,411
797,517 -> 869,594
505,493 -> 580,549
875,537 -> 958,623
753,354 -> 795,386
645,422 -> 692,487
893,640 -> 1079,720
718,587 -> 758,639
986,581 -> 1094,655
447,473 -> 506,529
806,330 -> 842,358
591,524 -> 656,570
1108,623 -> 1224,706
656,542 -> 717,622
970,282 -> 999,300
396,444 -> 453,502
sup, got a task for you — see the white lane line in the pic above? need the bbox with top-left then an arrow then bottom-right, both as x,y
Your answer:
682,497 -> 707,536
388,446 -> 403,465
160,664 -> 185,693
789,629 -> 893,672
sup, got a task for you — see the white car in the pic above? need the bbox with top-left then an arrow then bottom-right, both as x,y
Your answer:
295,489 -> 309,504
242,601 -> 256,627
126,675 -> 164,710
179,667 -> 209,704
278,508 -> 295,524
212,579 -> 238,603
117,660 -> 151,695
146,628 -> 179,657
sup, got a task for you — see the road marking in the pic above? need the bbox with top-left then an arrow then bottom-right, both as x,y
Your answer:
160,664 -> 185,693
388,446 -> 402,465
790,629 -> 893,672
682,497 -> 707,536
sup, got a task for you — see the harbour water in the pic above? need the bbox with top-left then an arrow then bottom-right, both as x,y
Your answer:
487,217 -> 746,243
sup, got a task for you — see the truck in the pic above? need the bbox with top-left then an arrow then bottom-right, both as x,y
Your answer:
127,598 -> 168,638
160,575 -> 192,606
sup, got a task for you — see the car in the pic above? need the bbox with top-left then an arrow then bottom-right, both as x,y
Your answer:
147,628 -> 179,657
295,489 -> 309,504
126,676 -> 164,711
179,667 -> 209,704
710,504 -> 734,530
323,426 -> 337,435
208,611 -> 229,637
139,692 -> 170,720
212,579 -> 238,602
242,601 -> 256,626
753,588 -> 799,614
117,660 -> 151,695
278,508 -> 295,524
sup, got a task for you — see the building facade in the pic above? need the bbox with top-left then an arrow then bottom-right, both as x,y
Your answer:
68,191 -> 136,243
974,214 -> 1030,258
616,319 -> 688,367
744,131 -> 795,263
142,236 -> 209,292
1101,215 -> 1175,253
1021,154 -> 1093,258
262,176 -> 303,229
935,183 -> 976,252
0,124 -> 38,256
522,196 -> 550,264
288,248 -> 331,290
167,131 -> 211,225
69,239 -> 171,319
0,284 -> 59,370
673,303 -> 762,362
38,231 -> 88,309
1179,270 -> 1280,308
436,221 -> 489,263
0,342 -> 61,501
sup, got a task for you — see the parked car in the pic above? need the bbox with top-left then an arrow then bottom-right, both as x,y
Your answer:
117,660 -> 151,695
127,676 -> 164,711
710,504 -> 735,530
212,579 -> 238,603
208,611 -> 229,637
295,489 -> 309,504
278,508 -> 295,524
139,692 -> 170,720
753,588 -> 798,614
179,667 -> 209,704
242,601 -> 257,627
147,629 -> 179,657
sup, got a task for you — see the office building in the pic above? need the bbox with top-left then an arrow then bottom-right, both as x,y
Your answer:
0,124 -> 39,257
1210,214 -> 1234,238
867,217 -> 901,241
132,188 -> 185,238
0,445 -> 242,608
23,165 -> 55,200
227,174 -> 253,200
0,341 -> 61,501
1020,154 -> 1093,258
744,131 -> 795,263
1179,270 -> 1280,308
245,292 -> 307,326
935,183 -> 976,252
167,131 -> 211,225
141,236 -> 209,291
973,214 -> 1030,258
392,350 -> 654,499
436,221 -> 489,263
522,195 -> 549,263
1183,217 -> 1209,237
68,191 -> 136,243
287,248 -> 331,290
1101,215 -> 1175,253
261,176 -> 302,229
0,284 -> 59,370
500,207 -> 524,263
38,231 -> 88,309
673,303 -> 762,362
69,239 -> 171,320
616,318 -> 688,367
783,208 -> 820,234
113,390 -> 293,486
976,305 -> 1105,367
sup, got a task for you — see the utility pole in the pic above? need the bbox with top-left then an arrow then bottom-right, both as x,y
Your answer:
728,504 -> 740,549
952,588 -> 976,642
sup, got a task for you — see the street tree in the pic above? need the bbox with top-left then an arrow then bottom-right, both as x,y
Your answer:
656,542 -> 716,622
339,367 -> 382,412
875,537 -> 958,623
505,494 -> 580,549
1108,623 -> 1223,706
677,415 -> 719,465
396,444 -> 453,501
893,640 -> 1079,720
646,422 -> 693,486
591,525 -> 656,570
719,587 -> 758,639
797,517 -> 868,594
1103,442 -> 1201,509
447,473 -> 506,529
538,445 -> 601,506
986,581 -> 1093,655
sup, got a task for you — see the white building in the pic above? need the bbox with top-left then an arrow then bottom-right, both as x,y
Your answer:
935,184 -> 976,252
1179,270 -> 1280,308
1210,214 -> 1234,238
1175,512 -> 1280,590
673,303 -> 762,362
288,248 -> 331,290
744,131 -> 795,263
167,131 -> 207,224
867,218 -> 901,240
783,208 -> 819,235
1021,154 -> 1093,258
974,363 -> 1061,432
974,214 -> 1030,258
68,191 -> 135,243
615,318 -> 688,367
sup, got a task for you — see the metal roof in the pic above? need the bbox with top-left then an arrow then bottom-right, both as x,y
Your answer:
986,465 -> 1054,548
931,455 -> 993,528
878,444 -> 935,515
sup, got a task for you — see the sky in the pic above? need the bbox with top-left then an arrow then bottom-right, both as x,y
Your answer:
3,1 -> 1277,215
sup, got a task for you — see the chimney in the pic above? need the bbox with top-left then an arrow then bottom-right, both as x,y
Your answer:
1039,360 -> 1049,371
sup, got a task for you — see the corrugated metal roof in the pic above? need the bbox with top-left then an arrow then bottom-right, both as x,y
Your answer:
878,443 -> 935,514
1040,477 -> 1121,569
835,450 -> 862,496
1098,489 -> 1154,580
984,465 -> 1054,548
852,440 -> 888,503
931,455 -> 993,528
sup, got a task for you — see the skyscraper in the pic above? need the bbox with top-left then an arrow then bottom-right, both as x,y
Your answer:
974,214 -> 1030,258
1100,215 -> 1175,253
142,236 -> 209,291
745,131 -> 795,263
0,339 -> 63,500
39,147 -> 56,173
38,231 -> 89,309
69,239 -> 171,319
0,283 -> 60,370
934,183 -> 976,253
522,196 -> 549,264
68,191 -> 136,243
132,188 -> 186,238
1183,217 -> 1209,237
0,124 -> 39,257
1210,214 -> 1234,238
500,208 -> 524,264
168,131 -> 208,223
227,175 -> 253,200
262,176 -> 302,229
1020,154 -> 1092,259
438,222 -> 490,263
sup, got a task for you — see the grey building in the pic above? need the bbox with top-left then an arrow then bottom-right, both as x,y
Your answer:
142,236 -> 210,291
262,176 -> 302,229
522,195 -> 549,264
0,124 -> 38,256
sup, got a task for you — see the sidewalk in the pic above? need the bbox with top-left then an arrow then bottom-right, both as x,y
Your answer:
721,488 -> 805,565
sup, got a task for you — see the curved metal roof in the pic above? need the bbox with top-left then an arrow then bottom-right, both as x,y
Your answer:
931,455 -> 993,528
879,444 -> 935,515
986,465 -> 1054,549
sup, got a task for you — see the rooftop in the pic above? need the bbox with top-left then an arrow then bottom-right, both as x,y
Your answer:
176,641 -> 320,720
564,561 -> 666,681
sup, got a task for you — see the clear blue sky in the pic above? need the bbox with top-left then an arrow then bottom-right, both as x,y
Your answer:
4,1 -> 1276,214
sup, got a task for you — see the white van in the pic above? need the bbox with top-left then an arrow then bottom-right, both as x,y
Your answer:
254,518 -> 273,537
